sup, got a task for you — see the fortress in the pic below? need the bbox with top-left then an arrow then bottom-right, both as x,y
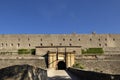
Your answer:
0,33 -> 120,74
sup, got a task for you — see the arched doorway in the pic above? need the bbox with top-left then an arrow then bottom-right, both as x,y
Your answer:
57,61 -> 66,70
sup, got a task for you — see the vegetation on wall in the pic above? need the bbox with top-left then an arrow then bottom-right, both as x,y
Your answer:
73,63 -> 84,69
18,49 -> 35,55
82,48 -> 104,54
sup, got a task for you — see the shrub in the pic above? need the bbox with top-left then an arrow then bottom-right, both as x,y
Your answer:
82,48 -> 104,54
18,49 -> 35,55
73,63 -> 84,69
18,49 -> 30,54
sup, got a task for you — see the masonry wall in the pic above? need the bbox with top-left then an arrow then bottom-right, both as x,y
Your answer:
36,47 -> 81,56
75,54 -> 120,74
0,56 -> 46,69
0,34 -> 119,49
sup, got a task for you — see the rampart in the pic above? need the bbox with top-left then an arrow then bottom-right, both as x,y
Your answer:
75,54 -> 120,74
0,55 -> 46,69
0,34 -> 120,52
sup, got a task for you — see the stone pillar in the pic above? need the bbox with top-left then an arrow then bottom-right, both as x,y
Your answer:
66,53 -> 70,68
66,52 -> 75,68
71,52 -> 75,67
48,52 -> 57,69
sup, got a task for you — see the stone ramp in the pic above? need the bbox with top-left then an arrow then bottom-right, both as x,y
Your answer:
47,69 -> 71,80
65,70 -> 80,80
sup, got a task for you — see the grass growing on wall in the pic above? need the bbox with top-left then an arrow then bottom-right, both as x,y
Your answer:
18,49 -> 35,55
73,63 -> 84,69
82,48 -> 104,54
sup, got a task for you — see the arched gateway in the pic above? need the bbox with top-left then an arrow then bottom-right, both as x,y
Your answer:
57,61 -> 66,70
48,51 -> 75,69
36,46 -> 79,69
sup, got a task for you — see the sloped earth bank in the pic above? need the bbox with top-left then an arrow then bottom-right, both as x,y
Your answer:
0,64 -> 47,80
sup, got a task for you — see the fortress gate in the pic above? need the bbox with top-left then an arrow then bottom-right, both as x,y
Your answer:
48,51 -> 75,69
36,46 -> 81,69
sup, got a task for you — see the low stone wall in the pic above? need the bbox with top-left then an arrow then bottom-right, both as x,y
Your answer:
68,68 -> 120,80
0,56 -> 46,69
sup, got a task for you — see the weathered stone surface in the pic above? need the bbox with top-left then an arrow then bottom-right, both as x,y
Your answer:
0,34 -> 120,55
0,64 -> 47,80
76,54 -> 120,74
0,55 -> 46,69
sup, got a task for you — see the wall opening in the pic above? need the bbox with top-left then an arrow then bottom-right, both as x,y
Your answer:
57,61 -> 66,70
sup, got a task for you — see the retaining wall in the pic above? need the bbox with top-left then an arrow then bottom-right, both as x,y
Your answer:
75,54 -> 120,74
0,55 -> 46,69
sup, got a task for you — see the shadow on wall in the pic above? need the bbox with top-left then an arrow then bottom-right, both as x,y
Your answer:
0,64 -> 47,80
68,68 -> 120,80
43,53 -> 49,68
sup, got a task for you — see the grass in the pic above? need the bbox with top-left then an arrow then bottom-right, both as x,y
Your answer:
18,49 -> 35,55
82,48 -> 104,54
73,63 -> 84,69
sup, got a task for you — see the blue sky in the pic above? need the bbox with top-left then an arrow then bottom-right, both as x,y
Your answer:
0,0 -> 120,34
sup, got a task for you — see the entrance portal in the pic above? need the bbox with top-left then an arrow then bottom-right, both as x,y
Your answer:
48,51 -> 75,69
57,61 -> 66,70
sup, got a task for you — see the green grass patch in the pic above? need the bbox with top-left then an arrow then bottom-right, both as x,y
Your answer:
18,49 -> 35,55
82,48 -> 104,54
73,63 -> 84,69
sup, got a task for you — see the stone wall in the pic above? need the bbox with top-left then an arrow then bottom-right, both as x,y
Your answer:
0,34 -> 120,50
0,55 -> 46,69
104,47 -> 120,54
36,47 -> 81,56
75,54 -> 120,74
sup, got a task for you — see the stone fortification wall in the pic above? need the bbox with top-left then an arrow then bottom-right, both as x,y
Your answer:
104,47 -> 120,54
75,54 -> 120,74
36,47 -> 81,56
0,34 -> 120,50
0,55 -> 46,69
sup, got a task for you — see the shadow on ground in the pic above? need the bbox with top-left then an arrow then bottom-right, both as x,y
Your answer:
67,68 -> 120,80
48,76 -> 71,80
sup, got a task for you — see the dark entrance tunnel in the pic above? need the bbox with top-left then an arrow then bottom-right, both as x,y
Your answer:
57,61 -> 66,70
